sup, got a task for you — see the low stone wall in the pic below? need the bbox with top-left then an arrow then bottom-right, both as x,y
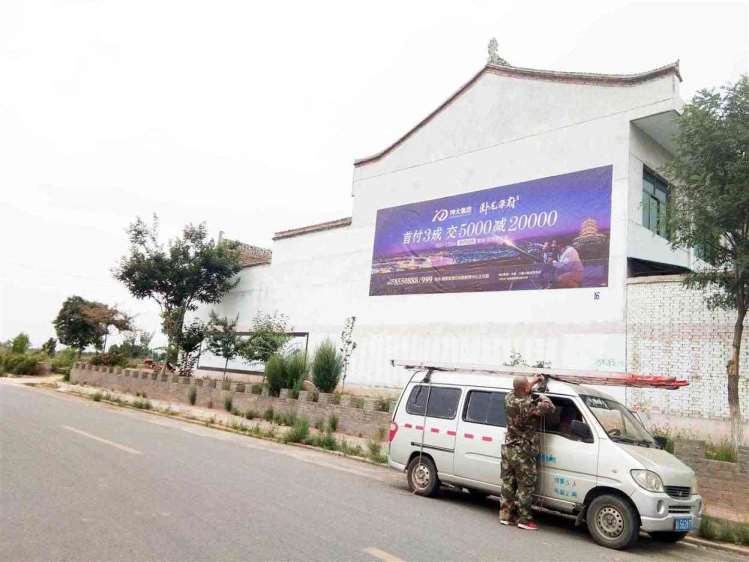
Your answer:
70,363 -> 390,439
675,439 -> 749,522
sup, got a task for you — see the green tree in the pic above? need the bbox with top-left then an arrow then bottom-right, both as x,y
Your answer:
239,311 -> 290,365
113,216 -> 242,373
41,338 -> 57,356
312,339 -> 343,393
10,333 -> 31,354
206,311 -> 242,376
53,297 -> 102,356
81,302 -> 132,351
175,319 -> 206,377
664,76 -> 749,453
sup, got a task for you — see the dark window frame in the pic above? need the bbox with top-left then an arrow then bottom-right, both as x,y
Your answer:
405,384 -> 462,420
461,389 -> 508,428
538,395 -> 593,444
642,168 -> 670,239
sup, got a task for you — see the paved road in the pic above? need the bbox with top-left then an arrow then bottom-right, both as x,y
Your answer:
0,382 -> 743,562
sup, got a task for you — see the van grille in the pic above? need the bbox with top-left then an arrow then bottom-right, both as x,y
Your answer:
665,486 -> 691,499
668,506 -> 692,514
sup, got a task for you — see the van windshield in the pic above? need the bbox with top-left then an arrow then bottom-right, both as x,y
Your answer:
581,395 -> 655,447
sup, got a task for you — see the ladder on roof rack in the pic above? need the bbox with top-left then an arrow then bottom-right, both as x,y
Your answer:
390,359 -> 688,390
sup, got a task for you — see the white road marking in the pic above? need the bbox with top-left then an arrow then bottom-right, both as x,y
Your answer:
62,425 -> 142,455
364,547 -> 407,562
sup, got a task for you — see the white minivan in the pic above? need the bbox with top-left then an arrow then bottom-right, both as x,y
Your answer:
387,365 -> 703,550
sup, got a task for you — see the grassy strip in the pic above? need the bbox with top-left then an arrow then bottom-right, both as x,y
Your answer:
699,515 -> 749,546
72,387 -> 387,465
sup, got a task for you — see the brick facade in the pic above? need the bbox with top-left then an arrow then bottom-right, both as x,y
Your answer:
70,364 -> 390,440
674,439 -> 749,522
626,275 -> 749,441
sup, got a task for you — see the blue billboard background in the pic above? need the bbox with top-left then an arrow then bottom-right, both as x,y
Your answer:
369,166 -> 613,296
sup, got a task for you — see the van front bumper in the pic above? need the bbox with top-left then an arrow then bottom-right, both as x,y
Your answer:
632,488 -> 704,533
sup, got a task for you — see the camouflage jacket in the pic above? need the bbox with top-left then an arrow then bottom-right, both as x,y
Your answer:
504,391 -> 555,450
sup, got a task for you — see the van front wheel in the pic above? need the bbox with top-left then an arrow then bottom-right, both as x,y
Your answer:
406,456 -> 439,496
586,495 -> 640,550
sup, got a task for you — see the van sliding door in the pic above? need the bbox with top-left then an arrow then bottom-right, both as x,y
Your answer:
453,390 -> 507,491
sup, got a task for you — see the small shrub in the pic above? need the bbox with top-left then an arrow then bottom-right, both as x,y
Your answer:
263,407 -> 275,422
51,348 -> 77,374
250,384 -> 263,395
133,398 -> 152,410
207,399 -> 213,409
92,391 -> 102,402
705,440 -> 737,463
318,431 -> 337,450
339,440 -> 363,457
700,515 -> 749,546
61,370 -> 70,382
286,351 -> 308,391
367,439 -> 387,464
11,333 -> 31,354
264,354 -> 286,396
245,409 -> 258,420
376,397 -> 393,412
314,418 -> 325,431
375,427 -> 387,442
1,352 -> 42,375
223,395 -> 233,412
188,386 -> 197,405
283,418 -> 310,443
274,411 -> 297,426
327,414 -> 339,433
231,408 -> 241,417
312,339 -> 343,393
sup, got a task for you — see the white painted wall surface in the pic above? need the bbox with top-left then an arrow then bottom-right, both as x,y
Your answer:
204,68 -> 686,395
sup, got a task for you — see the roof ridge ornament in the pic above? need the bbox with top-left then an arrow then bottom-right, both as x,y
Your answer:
487,37 -> 509,66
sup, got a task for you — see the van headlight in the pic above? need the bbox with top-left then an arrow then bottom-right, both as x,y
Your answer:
631,469 -> 665,493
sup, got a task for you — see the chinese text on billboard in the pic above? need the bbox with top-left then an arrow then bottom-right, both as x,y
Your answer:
369,166 -> 612,296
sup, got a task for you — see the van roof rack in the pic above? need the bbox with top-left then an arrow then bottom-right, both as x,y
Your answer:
390,359 -> 688,390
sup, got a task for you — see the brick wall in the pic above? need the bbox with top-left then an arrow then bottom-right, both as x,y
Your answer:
674,439 -> 749,522
70,364 -> 390,440
626,275 -> 749,442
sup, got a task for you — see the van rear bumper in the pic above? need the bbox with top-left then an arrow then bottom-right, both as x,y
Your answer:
633,490 -> 704,533
388,458 -> 407,472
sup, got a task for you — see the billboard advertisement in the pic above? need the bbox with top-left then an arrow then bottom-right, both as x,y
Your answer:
369,165 -> 612,296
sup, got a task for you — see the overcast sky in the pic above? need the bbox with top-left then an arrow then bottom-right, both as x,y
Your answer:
1,0 -> 747,347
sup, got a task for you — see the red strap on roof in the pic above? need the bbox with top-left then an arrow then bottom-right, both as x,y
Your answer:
546,372 -> 688,390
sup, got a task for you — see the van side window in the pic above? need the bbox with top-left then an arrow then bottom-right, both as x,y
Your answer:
405,385 -> 461,419
463,390 -> 507,427
540,396 -> 590,442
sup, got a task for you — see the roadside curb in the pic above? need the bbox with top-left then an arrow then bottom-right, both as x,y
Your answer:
53,385 -> 390,470
683,535 -> 749,555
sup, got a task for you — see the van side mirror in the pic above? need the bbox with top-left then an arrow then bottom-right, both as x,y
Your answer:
570,420 -> 593,442
653,435 -> 668,450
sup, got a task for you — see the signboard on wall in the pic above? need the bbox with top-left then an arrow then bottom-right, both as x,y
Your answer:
369,165 -> 612,296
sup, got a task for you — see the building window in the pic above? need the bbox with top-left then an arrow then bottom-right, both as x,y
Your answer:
642,170 -> 669,238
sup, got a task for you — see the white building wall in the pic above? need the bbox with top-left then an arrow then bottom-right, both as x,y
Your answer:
207,68 -> 686,394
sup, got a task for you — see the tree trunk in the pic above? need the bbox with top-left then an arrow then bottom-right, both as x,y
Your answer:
223,356 -> 229,376
728,305 -> 746,454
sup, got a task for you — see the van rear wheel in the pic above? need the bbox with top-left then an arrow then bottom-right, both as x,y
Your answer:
586,495 -> 640,550
406,456 -> 439,496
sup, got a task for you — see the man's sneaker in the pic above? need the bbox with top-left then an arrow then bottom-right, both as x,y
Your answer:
517,521 -> 538,530
499,519 -> 515,526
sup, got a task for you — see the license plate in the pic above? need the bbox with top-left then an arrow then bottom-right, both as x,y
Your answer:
674,517 -> 693,531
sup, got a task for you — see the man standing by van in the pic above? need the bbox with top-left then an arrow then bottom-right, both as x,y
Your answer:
500,375 -> 554,530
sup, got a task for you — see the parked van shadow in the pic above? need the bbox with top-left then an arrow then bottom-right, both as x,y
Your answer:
438,487 -> 690,555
